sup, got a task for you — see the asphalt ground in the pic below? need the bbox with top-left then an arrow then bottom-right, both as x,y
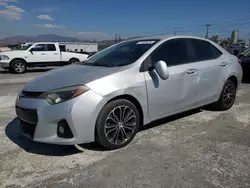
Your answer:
0,67 -> 250,188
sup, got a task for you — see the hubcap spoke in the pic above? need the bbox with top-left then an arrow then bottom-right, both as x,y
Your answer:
106,126 -> 118,136
109,128 -> 119,142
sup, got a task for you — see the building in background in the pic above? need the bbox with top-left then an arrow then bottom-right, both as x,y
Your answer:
0,47 -> 11,52
60,42 -> 98,53
231,30 -> 238,44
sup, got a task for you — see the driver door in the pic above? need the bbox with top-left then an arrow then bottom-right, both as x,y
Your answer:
144,38 -> 199,120
28,44 -> 47,63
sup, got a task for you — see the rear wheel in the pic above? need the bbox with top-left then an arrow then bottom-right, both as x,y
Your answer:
69,58 -> 80,64
10,60 -> 27,74
214,79 -> 237,111
95,99 -> 140,150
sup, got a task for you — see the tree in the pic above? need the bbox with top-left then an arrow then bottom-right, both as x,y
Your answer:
209,35 -> 219,43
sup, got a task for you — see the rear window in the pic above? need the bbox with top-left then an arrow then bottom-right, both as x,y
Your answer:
189,39 -> 222,62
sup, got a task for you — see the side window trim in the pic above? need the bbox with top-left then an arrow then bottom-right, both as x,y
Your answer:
186,39 -> 196,63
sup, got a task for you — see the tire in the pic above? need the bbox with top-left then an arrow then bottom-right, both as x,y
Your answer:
214,79 -> 237,111
10,60 -> 27,74
69,58 -> 80,64
95,99 -> 140,150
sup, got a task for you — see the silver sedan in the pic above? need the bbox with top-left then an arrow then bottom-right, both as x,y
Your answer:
15,36 -> 242,149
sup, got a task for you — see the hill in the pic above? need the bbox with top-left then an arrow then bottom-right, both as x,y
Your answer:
0,34 -> 84,45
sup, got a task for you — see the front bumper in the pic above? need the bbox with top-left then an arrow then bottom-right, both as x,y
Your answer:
0,60 -> 10,68
15,90 -> 105,145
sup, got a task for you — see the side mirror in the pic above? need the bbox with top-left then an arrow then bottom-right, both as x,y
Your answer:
154,60 -> 169,80
29,48 -> 34,54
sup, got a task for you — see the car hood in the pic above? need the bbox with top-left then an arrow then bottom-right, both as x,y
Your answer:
0,50 -> 25,54
0,50 -> 27,57
23,64 -> 121,92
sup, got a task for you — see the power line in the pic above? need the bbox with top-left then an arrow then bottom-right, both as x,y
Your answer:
137,17 -> 250,38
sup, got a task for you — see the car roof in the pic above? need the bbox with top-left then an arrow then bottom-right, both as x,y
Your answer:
128,35 -> 210,41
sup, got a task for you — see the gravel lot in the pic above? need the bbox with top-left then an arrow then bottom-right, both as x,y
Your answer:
0,68 -> 250,188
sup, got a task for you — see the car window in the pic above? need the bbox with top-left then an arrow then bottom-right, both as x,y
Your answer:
47,44 -> 56,51
32,44 -> 46,51
150,38 -> 190,67
59,45 -> 66,52
212,45 -> 222,58
189,39 -> 221,61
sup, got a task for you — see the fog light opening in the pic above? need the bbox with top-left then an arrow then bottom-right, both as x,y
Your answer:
57,119 -> 73,138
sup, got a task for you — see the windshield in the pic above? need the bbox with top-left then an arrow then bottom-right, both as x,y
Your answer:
83,39 -> 159,67
20,44 -> 33,50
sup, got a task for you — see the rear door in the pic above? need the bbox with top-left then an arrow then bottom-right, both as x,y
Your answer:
45,44 -> 60,63
187,38 -> 226,106
144,38 -> 200,119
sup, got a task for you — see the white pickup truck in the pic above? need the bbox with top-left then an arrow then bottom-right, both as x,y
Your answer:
0,42 -> 89,73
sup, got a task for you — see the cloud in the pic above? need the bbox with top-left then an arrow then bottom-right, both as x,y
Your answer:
0,2 -> 7,6
37,24 -> 64,28
0,0 -> 18,3
0,5 -> 25,20
37,14 -> 54,20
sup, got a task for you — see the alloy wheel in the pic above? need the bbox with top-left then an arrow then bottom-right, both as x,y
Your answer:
222,83 -> 236,108
14,63 -> 25,73
104,105 -> 137,145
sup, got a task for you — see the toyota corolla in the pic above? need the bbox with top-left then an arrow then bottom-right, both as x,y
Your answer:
15,36 -> 242,149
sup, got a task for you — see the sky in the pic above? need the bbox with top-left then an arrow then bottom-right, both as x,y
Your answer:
0,0 -> 249,41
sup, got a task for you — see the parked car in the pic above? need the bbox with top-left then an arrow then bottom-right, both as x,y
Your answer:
237,49 -> 250,80
0,42 -> 89,73
15,36 -> 242,150
226,42 -> 248,55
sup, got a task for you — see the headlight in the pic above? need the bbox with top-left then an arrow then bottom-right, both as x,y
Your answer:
39,85 -> 89,105
0,55 -> 10,60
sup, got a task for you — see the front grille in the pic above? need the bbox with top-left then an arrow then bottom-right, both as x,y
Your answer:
15,106 -> 38,125
19,119 -> 36,139
21,91 -> 44,99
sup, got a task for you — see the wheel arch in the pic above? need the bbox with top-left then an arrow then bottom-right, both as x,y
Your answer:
227,75 -> 238,88
10,58 -> 27,66
107,94 -> 144,128
69,57 -> 80,62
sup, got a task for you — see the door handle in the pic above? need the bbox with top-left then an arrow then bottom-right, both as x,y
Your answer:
186,69 -> 198,74
54,53 -> 58,55
41,53 -> 46,55
220,62 -> 228,67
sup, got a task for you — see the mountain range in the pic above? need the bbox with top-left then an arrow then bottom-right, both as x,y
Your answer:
0,34 -> 90,45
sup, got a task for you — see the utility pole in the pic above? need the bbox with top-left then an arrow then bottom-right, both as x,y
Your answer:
115,33 -> 118,44
205,24 -> 212,39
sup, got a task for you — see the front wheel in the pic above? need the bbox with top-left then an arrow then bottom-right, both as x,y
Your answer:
95,99 -> 140,150
10,60 -> 27,74
214,79 -> 237,111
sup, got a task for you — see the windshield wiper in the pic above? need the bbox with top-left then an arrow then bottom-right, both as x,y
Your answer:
82,62 -> 114,67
